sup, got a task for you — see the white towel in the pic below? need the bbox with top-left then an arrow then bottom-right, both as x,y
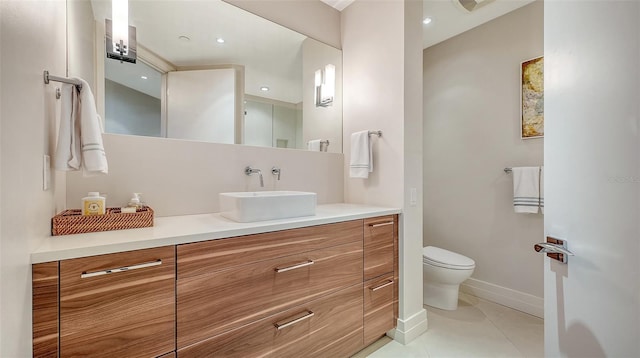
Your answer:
54,84 -> 81,171
307,139 -> 321,152
349,130 -> 372,178
539,166 -> 544,214
512,167 -> 540,214
77,78 -> 108,176
54,79 -> 108,176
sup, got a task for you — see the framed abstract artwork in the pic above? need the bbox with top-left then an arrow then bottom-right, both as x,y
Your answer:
521,56 -> 544,139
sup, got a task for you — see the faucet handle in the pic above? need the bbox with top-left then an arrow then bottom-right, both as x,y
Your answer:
272,167 -> 281,180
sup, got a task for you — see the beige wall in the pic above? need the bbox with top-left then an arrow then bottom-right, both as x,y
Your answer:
224,0 -> 341,49
66,134 -> 344,217
423,1 -> 544,302
0,0 -> 67,356
342,0 -> 427,343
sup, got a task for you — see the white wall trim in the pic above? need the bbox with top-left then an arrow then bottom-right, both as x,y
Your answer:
387,308 -> 428,344
461,278 -> 543,318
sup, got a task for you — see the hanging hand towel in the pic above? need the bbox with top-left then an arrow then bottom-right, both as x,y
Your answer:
55,79 -> 108,176
77,78 -> 108,176
539,166 -> 544,214
307,139 -> 322,151
512,167 -> 540,214
54,84 -> 81,171
349,130 -> 372,178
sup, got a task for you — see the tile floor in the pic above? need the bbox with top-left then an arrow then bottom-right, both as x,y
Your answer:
354,293 -> 544,358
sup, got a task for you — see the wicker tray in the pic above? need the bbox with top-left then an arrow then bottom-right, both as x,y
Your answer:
51,207 -> 154,236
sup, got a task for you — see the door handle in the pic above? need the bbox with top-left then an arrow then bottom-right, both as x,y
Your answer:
534,236 -> 574,264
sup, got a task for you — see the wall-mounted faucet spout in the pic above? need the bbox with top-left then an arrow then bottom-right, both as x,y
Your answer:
245,166 -> 264,187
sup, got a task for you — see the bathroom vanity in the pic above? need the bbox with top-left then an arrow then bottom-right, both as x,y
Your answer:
31,204 -> 400,357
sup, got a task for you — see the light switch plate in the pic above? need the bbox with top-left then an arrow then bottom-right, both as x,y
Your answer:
409,187 -> 417,206
43,155 -> 51,191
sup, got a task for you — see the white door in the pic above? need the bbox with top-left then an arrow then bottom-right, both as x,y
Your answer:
544,1 -> 639,356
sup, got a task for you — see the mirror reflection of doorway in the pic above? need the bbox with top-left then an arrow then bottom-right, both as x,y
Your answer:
104,59 -> 162,137
244,98 -> 302,149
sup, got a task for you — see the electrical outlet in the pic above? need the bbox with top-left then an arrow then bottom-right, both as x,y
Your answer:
410,187 -> 417,206
43,155 -> 51,191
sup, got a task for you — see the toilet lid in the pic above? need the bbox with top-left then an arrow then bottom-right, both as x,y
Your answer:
423,246 -> 475,269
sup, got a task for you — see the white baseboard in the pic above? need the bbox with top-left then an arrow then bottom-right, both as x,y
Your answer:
387,308 -> 428,344
460,278 -> 543,318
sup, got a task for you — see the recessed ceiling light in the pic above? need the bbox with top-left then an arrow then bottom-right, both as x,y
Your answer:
423,17 -> 432,25
260,86 -> 269,91
178,35 -> 190,42
216,38 -> 225,44
140,76 -> 148,80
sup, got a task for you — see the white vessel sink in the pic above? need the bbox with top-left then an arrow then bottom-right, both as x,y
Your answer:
219,191 -> 317,223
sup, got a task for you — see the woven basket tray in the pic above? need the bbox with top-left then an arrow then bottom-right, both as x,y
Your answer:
51,207 -> 154,236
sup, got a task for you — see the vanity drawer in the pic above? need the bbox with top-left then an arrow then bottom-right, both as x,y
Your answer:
177,284 -> 363,358
364,216 -> 396,281
32,261 -> 59,358
59,246 -> 175,358
177,240 -> 363,348
177,220 -> 363,280
364,275 -> 396,346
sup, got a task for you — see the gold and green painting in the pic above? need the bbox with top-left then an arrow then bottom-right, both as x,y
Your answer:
521,56 -> 544,139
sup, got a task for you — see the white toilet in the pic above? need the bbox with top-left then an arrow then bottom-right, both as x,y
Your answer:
422,246 -> 475,310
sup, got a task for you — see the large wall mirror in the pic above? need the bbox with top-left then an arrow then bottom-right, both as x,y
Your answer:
86,0 -> 343,153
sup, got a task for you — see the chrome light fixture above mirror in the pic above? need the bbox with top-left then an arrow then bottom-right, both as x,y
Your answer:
106,0 -> 136,63
315,64 -> 335,107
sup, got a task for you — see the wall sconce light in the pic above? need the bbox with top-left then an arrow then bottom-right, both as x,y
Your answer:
315,64 -> 335,107
106,0 -> 137,63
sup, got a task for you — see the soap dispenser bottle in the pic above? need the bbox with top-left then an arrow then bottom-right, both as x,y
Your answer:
82,192 -> 106,216
127,193 -> 144,210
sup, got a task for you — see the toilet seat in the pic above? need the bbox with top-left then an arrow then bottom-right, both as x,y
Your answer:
423,246 -> 475,270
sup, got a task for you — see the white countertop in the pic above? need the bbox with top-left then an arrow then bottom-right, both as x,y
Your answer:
31,203 -> 401,264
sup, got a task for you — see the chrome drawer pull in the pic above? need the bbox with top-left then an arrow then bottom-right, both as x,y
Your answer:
370,280 -> 394,291
274,260 -> 314,273
369,222 -> 393,228
80,259 -> 162,278
274,310 -> 315,330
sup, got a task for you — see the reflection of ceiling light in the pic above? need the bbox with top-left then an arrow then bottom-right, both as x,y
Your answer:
178,35 -> 190,42
260,86 -> 269,91
216,38 -> 225,44
423,17 -> 432,25
141,75 -> 148,80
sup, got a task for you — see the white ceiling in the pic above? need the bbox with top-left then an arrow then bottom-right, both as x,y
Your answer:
422,0 -> 535,49
321,0 -> 535,49
320,0 -> 356,12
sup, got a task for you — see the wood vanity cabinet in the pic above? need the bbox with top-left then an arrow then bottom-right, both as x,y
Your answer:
363,215 -> 399,346
32,262 -> 59,358
178,284 -> 364,357
176,220 -> 364,353
59,246 -> 175,358
32,215 -> 399,358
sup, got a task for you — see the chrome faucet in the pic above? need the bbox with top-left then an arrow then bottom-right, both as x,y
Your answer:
245,166 -> 264,187
271,167 -> 281,180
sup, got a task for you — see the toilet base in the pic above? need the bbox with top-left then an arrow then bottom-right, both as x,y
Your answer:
423,281 -> 461,310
